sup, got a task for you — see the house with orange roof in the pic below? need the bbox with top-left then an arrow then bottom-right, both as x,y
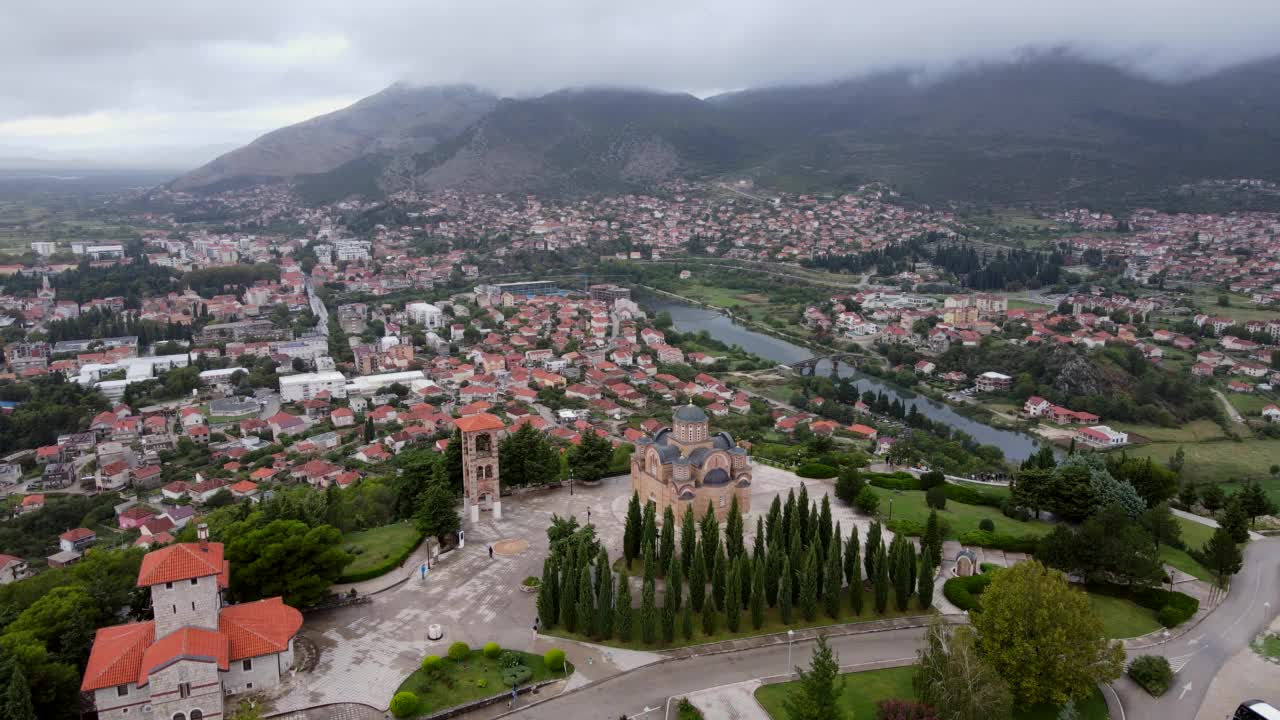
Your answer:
80,526 -> 303,720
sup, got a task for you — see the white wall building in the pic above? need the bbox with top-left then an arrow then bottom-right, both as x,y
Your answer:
279,371 -> 348,402
406,302 -> 445,329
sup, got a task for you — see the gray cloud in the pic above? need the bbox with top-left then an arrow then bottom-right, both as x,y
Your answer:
3,0 -> 1279,167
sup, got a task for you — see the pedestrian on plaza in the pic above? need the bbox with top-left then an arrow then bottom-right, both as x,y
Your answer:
488,545 -> 494,560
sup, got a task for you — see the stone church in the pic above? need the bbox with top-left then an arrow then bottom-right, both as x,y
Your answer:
631,404 -> 751,520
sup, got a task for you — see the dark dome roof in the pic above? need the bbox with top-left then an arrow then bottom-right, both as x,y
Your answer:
673,404 -> 707,423
656,445 -> 681,463
702,468 -> 730,486
712,431 -> 735,450
687,447 -> 711,467
654,428 -> 672,445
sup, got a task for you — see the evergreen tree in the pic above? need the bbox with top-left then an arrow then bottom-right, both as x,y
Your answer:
364,416 -> 375,442
1202,525 -> 1244,594
726,494 -> 745,560
825,533 -> 843,619
595,548 -> 611,604
577,566 -> 596,638
923,510 -> 943,570
659,505 -> 676,577
537,556 -> 558,629
689,539 -> 707,611
917,556 -> 935,610
642,546 -> 656,585
615,575 -> 633,642
848,531 -> 864,616
751,554 -> 766,629
700,501 -> 720,574
818,494 -> 834,556
753,516 -> 766,563
865,521 -> 883,581
682,602 -> 695,640
598,571 -> 614,640
667,554 -> 684,612
800,545 -> 819,621
662,585 -> 677,644
766,495 -> 783,546
1220,497 -> 1251,544
559,552 -> 577,631
894,542 -> 913,611
779,554 -> 794,624
765,541 -> 781,607
624,492 -> 642,567
3,665 -> 37,720
797,484 -> 811,541
712,544 -> 728,611
739,543 -> 753,601
701,595 -> 718,636
782,489 -> 797,545
725,558 -> 742,632
680,505 -> 697,576
641,500 -> 658,561
640,578 -> 658,644
873,544 -> 890,614
782,635 -> 843,720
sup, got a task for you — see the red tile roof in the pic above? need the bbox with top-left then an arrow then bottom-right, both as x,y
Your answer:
453,412 -> 505,433
80,621 -> 155,691
219,597 -> 303,660
59,527 -> 96,542
136,542 -> 227,587
138,627 -> 228,685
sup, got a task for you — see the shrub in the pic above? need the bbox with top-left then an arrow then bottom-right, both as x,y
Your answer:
876,699 -> 939,720
475,678 -> 488,689
677,698 -> 705,720
942,484 -> 1005,508
957,530 -> 1039,553
942,573 -> 992,611
544,647 -> 567,671
868,474 -> 921,491
448,641 -> 470,661
522,576 -> 541,587
483,642 -> 501,659
925,486 -> 947,510
389,691 -> 419,718
1128,655 -> 1173,696
1090,584 -> 1199,627
421,655 -> 443,674
502,665 -> 533,686
920,471 -> 946,491
499,651 -> 524,669
978,519 -> 995,532
855,486 -> 881,515
796,463 -> 838,479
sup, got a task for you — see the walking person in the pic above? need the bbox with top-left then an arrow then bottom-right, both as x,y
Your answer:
488,545 -> 494,560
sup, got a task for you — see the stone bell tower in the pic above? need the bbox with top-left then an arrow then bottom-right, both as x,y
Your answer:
455,413 -> 505,523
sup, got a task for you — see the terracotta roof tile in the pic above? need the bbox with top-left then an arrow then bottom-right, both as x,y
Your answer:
136,542 -> 225,587
80,621 -> 155,691
453,412 -> 505,433
138,627 -> 228,685
220,597 -> 303,660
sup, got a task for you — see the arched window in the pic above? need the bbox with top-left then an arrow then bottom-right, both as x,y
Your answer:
475,434 -> 491,453
484,465 -> 493,479
172,713 -> 187,720
191,711 -> 204,720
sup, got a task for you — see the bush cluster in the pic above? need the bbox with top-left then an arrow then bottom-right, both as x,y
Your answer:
868,474 -> 921,491
1090,583 -> 1199,627
942,573 -> 992,611
942,484 -> 1004,508
796,463 -> 838,479
483,642 -> 501,659
1128,655 -> 1174,696
448,641 -> 470,660
978,518 -> 995,532
876,699 -> 939,720
389,691 -> 419,718
420,655 -> 443,674
544,647 -> 567,671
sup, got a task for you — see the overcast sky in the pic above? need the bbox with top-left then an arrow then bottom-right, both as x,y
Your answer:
3,0 -> 1279,170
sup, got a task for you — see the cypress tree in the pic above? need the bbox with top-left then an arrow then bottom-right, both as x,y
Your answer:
538,556 -> 558,629
615,575 -> 633,642
659,505 -> 676,577
923,510 -> 942,570
893,542 -> 912,611
726,495 -> 745,560
753,515 -> 766,562
641,500 -> 657,562
595,548 -> 610,605
682,602 -> 695,640
789,526 -> 804,603
680,505 -> 697,575
739,544 -> 752,601
701,595 -> 718,636
764,542 -> 781,607
825,532 -> 843,619
725,558 -> 742,632
689,539 -> 707,611
624,492 -> 642,567
797,484 -> 811,541
577,566 -> 596,638
873,545 -> 890,614
661,586 -> 677,644
712,544 -> 728,611
801,545 -> 820,622
848,531 -> 863,616
865,521 -> 883,581
598,572 -> 614,640
887,535 -> 902,587
917,557 -> 934,610
642,546 -> 656,586
779,554 -> 794,624
667,554 -> 684,613
700,501 -> 720,574
640,578 -> 658,644
818,494 -> 833,556
750,554 -> 766,629
782,489 -> 796,544
766,495 -> 782,547
559,552 -> 577,631
905,541 -> 917,597
812,515 -> 824,601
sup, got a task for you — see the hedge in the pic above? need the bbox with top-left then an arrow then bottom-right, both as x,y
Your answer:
1128,655 -> 1173,696
868,475 -> 921,491
1089,583 -> 1200,628
956,530 -> 1040,553
544,648 -> 567,671
941,484 -> 1004,508
336,529 -> 426,584
943,573 -> 992,611
796,463 -> 838,479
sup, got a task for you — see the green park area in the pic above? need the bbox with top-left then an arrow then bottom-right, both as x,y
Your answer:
868,486 -> 1054,539
338,522 -> 424,582
754,666 -> 1109,720
1127,438 -> 1280,484
1087,593 -> 1161,639
392,647 -> 569,717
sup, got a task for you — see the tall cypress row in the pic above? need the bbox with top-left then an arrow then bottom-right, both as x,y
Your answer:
847,531 -> 863,616
799,545 -> 818,621
873,544 -> 890,614
689,539 -> 707,611
778,554 -> 794,624
640,578 -> 658,644
615,575 -> 633,642
825,532 -> 843,619
658,506 -> 676,577
712,544 -> 727,611
750,554 -> 766,630
680,505 -> 697,576
597,572 -> 614,640
725,495 -> 744,560
667,554 -> 683,613
577,566 -> 596,637
538,556 -> 558,629
624,492 -> 642,567
725,558 -> 742,632
764,542 -> 781,607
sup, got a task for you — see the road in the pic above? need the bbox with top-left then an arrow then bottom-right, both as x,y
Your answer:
1213,389 -> 1244,424
506,537 -> 1280,720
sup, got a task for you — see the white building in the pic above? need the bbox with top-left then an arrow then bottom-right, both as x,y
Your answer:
406,302 -> 445,329
31,241 -> 58,256
344,370 -> 428,397
333,240 -> 371,263
1077,425 -> 1129,447
278,371 -> 348,402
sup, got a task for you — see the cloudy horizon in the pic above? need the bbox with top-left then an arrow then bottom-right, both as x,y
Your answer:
3,0 -> 1280,171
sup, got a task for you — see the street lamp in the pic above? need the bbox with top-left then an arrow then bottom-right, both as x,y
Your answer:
787,629 -> 796,675
888,497 -> 893,520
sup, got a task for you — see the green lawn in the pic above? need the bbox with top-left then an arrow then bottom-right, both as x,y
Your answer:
951,479 -> 1011,498
1221,476 -> 1280,507
543,588 -> 932,651
1087,593 -> 1161,639
870,487 -> 1055,539
1108,420 -> 1225,444
1127,438 -> 1280,483
339,522 -> 423,579
1227,393 -> 1277,418
1252,632 -> 1280,660
395,649 -> 568,716
755,666 -> 1109,720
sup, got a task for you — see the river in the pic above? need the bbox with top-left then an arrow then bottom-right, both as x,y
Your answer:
648,299 -> 1044,462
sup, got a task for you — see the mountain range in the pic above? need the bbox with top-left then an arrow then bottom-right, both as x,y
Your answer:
171,55 -> 1280,206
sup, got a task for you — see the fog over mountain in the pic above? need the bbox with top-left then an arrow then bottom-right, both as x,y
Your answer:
4,0 -> 1280,170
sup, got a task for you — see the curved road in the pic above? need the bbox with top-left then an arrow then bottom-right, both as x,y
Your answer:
508,537 -> 1280,720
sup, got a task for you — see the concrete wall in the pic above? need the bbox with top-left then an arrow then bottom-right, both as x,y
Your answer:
151,573 -> 220,639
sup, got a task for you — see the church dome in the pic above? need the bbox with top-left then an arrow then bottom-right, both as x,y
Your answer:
702,468 -> 730,486
673,404 -> 708,423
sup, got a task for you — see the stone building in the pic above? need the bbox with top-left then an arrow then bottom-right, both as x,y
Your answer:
80,525 -> 303,720
631,404 -> 751,521
456,412 -> 505,523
